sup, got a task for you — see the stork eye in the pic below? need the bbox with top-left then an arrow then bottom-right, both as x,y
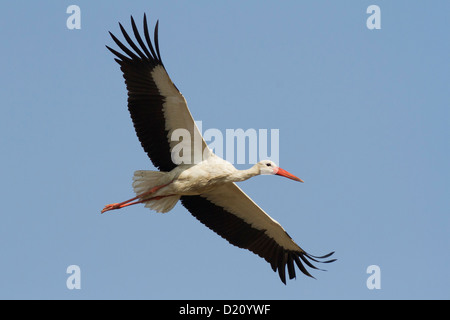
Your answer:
266,163 -> 271,167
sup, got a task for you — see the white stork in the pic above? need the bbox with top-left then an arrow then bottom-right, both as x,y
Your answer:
103,14 -> 335,284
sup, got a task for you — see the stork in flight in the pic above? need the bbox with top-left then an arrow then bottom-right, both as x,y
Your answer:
102,14 -> 335,284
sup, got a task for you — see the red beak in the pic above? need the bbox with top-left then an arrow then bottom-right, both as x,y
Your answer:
275,167 -> 304,182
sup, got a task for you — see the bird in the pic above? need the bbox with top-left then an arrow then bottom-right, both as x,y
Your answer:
102,14 -> 335,284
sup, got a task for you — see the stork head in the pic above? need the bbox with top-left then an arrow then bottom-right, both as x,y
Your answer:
257,160 -> 304,182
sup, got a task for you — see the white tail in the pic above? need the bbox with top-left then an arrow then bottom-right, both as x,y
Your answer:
132,170 -> 180,213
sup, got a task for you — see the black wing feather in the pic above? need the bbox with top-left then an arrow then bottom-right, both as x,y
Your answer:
107,15 -> 175,172
143,14 -> 160,64
119,23 -> 148,60
130,16 -> 153,59
181,195 -> 335,285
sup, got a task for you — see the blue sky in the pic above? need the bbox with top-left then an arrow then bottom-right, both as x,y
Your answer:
0,1 -> 449,299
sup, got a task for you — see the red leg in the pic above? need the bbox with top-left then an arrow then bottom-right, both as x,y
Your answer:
104,195 -> 171,211
101,183 -> 171,214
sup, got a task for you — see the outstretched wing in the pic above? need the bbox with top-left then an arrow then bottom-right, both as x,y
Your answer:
181,183 -> 335,284
106,14 -> 210,171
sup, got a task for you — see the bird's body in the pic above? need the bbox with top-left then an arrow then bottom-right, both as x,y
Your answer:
167,157 -> 301,195
103,14 -> 335,284
135,155 -> 247,204
162,155 -> 252,195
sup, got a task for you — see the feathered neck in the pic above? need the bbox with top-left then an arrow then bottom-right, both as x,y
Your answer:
228,164 -> 260,182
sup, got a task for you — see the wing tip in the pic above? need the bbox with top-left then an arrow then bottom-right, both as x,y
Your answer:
275,250 -> 336,285
107,13 -> 163,66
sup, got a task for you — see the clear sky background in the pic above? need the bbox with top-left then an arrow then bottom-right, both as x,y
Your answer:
0,1 -> 448,300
